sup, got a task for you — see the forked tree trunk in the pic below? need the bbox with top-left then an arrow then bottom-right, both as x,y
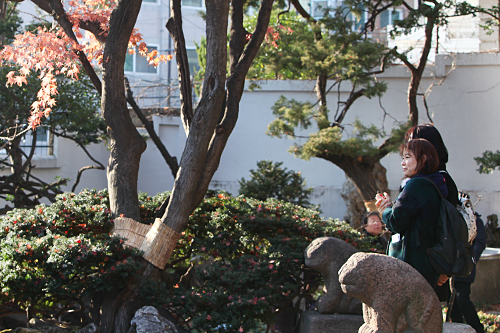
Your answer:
101,0 -> 145,222
96,1 -> 274,332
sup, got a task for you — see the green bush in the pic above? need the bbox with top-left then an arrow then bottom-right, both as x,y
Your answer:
238,160 -> 314,208
0,189 -> 142,319
143,191 -> 379,332
0,189 -> 380,331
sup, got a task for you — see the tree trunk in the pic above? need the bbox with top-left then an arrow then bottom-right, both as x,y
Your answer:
161,0 -> 230,233
316,74 -> 328,108
341,160 -> 380,203
98,261 -> 160,333
341,161 -> 390,227
158,0 -> 274,233
407,72 -> 419,126
320,153 -> 384,205
95,1 -> 273,331
8,134 -> 24,207
101,0 -> 146,222
98,1 -> 149,331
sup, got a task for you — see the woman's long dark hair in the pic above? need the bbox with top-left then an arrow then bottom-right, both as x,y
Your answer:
400,139 -> 440,177
405,124 -> 448,170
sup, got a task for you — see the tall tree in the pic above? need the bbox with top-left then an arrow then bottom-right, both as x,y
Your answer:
0,0 -> 274,331
247,6 -> 406,210
247,0 -> 464,211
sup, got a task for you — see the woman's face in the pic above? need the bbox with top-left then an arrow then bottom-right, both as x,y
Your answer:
365,215 -> 383,236
401,150 -> 418,178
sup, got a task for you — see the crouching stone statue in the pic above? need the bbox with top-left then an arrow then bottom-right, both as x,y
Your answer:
304,237 -> 362,314
338,252 -> 443,333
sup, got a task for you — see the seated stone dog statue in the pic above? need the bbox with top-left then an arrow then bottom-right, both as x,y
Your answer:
304,237 -> 362,314
339,252 -> 443,333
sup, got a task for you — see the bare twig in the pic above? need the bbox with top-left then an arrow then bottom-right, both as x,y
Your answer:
422,56 -> 458,123
124,76 -> 179,178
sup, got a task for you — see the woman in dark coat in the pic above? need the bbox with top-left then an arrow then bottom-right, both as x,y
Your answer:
405,124 -> 457,294
376,138 -> 447,288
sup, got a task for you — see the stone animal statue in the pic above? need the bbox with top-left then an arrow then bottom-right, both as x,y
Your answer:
339,252 -> 443,333
304,237 -> 362,314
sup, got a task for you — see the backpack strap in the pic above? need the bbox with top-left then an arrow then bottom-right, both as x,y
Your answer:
420,177 -> 444,199
415,177 -> 444,249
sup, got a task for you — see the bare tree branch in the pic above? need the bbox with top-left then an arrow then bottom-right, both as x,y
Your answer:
290,0 -> 315,22
48,130 -> 105,191
124,76 -> 179,178
166,0 -> 193,134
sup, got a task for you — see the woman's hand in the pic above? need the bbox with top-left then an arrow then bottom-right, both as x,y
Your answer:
375,192 -> 391,215
437,274 -> 449,286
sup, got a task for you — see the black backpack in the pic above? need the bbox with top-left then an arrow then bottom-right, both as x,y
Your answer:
422,177 -> 476,277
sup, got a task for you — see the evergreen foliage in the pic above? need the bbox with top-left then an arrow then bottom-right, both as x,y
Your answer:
474,150 -> 500,174
0,2 -> 22,47
238,160 -> 313,207
244,9 -> 406,191
0,190 -> 142,319
0,189 -> 381,330
246,9 -> 390,92
144,191 -> 378,332
287,119 -> 408,161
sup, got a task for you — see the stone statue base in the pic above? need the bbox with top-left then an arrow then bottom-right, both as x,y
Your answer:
299,311 -> 364,333
299,310 -> 476,333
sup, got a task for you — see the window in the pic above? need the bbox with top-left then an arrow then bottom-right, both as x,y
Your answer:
125,45 -> 159,74
380,9 -> 403,28
22,128 -> 53,156
143,0 -> 157,3
312,1 -> 367,31
0,128 -> 53,156
182,0 -> 204,7
186,49 -> 200,74
312,1 -> 328,17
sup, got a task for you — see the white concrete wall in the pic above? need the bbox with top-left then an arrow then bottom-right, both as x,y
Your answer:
129,52 -> 500,221
377,53 -> 500,221
3,52 -> 500,222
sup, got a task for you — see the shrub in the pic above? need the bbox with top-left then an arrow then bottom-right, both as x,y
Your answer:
0,189 -> 142,320
238,160 -> 314,208
0,189 -> 380,331
143,191 -> 380,332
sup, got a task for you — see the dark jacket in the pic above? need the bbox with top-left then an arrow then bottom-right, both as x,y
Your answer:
399,169 -> 458,206
440,170 -> 459,207
455,213 -> 487,283
383,173 -> 447,288
361,228 -> 388,252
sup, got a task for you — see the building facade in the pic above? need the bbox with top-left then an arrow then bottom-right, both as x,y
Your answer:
4,2 -> 500,224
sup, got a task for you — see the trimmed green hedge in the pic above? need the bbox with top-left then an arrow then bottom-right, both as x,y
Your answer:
0,189 -> 380,332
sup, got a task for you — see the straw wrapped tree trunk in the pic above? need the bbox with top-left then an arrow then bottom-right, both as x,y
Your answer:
10,0 -> 274,330
101,0 -> 275,331
138,0 -> 275,265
